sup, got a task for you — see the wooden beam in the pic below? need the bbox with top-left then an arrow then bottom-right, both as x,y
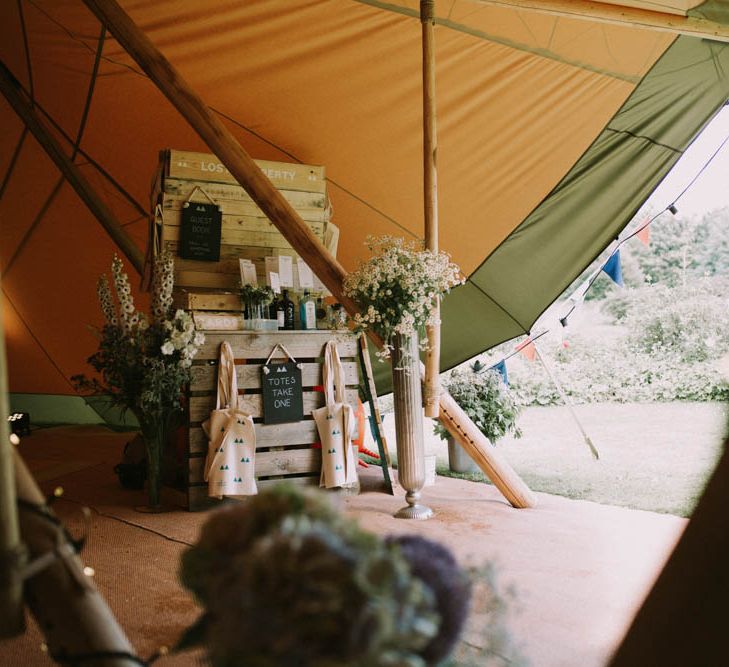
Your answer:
438,390 -> 537,508
0,62 -> 145,276
14,451 -> 139,665
475,0 -> 729,44
81,0 -> 358,314
0,274 -> 25,638
421,0 -> 441,419
81,0 -> 535,509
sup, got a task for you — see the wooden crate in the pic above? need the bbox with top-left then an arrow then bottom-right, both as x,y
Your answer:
166,149 -> 327,193
150,149 -> 338,293
186,330 -> 360,511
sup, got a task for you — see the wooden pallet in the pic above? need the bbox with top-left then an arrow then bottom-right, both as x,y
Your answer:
186,330 -> 360,511
149,149 -> 338,293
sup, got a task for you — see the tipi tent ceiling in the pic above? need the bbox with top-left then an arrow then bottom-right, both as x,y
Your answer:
1,0 -> 729,396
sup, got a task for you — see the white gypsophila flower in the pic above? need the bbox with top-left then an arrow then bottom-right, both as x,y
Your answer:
343,235 -> 463,357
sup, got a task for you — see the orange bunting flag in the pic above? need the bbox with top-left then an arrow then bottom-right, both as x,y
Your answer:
515,339 -> 537,362
637,224 -> 650,246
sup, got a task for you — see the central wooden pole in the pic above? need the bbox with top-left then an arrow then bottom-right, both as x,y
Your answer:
421,0 -> 441,418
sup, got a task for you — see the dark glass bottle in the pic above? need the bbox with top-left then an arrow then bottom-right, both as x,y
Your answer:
282,290 -> 295,330
275,294 -> 285,330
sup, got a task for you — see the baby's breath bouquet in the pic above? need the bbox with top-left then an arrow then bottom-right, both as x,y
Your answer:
343,236 -> 463,360
73,252 -> 204,508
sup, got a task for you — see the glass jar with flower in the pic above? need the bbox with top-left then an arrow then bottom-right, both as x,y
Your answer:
72,252 -> 205,510
240,283 -> 274,330
343,236 -> 463,518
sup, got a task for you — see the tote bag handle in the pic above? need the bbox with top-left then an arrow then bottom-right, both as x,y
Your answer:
215,341 -> 239,410
322,340 -> 346,408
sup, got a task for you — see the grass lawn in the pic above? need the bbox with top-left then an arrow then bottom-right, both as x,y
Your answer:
382,401 -> 727,517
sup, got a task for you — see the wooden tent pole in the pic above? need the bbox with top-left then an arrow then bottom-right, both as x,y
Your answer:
80,0 -> 535,509
0,274 -> 26,638
81,0 -> 357,314
0,62 -> 145,277
13,451 -> 140,665
477,0 -> 729,44
421,0 -> 441,419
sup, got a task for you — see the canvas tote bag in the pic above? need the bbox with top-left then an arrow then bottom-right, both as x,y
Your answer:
313,340 -> 358,488
203,341 -> 258,498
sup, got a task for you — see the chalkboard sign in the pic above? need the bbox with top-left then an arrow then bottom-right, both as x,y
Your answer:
179,202 -> 222,261
262,361 -> 304,424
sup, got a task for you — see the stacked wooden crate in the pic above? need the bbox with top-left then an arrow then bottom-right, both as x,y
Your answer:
187,330 -> 360,511
151,148 -> 338,292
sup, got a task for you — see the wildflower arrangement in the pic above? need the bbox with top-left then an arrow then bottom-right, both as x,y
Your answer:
177,484 -> 474,667
73,253 -> 205,416
343,236 -> 463,359
73,253 -> 204,507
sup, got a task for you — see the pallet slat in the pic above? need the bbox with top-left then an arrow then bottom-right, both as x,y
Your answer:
189,448 -> 322,483
190,361 -> 358,391
163,196 -> 328,222
189,422 -> 320,454
196,331 -> 359,360
166,150 -> 326,193
189,388 -> 360,422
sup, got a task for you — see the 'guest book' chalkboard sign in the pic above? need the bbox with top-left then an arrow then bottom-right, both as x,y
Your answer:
180,201 -> 222,261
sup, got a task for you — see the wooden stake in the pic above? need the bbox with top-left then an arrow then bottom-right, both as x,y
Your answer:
421,0 -> 441,418
438,390 -> 537,508
14,451 -> 140,665
0,63 -> 145,276
81,0 -> 535,510
0,274 -> 26,638
81,0 -> 357,314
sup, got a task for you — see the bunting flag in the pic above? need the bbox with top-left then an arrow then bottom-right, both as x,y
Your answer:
490,359 -> 509,386
515,338 -> 537,362
602,250 -> 624,287
637,224 -> 650,246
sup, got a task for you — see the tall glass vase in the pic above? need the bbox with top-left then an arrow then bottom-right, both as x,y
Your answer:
391,332 -> 433,520
133,408 -> 175,511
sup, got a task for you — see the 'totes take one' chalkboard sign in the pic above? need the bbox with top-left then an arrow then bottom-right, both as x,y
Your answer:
179,201 -> 222,261
262,361 -> 304,425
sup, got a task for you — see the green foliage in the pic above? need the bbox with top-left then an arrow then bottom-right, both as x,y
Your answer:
177,484 -> 523,667
434,367 -> 522,442
624,287 -> 729,363
504,310 -> 729,407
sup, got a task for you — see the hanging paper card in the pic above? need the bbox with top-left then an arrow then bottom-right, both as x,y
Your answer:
278,256 -> 294,287
297,258 -> 315,289
179,202 -> 222,261
239,259 -> 258,286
